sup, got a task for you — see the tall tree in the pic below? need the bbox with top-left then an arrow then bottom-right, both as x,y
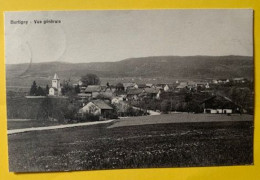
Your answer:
45,84 -> 49,94
36,86 -> 46,96
75,84 -> 80,93
81,74 -> 100,86
29,81 -> 37,96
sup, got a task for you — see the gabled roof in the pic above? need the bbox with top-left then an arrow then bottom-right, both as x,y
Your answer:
78,93 -> 91,97
200,95 -> 235,105
53,73 -> 60,80
85,85 -> 101,93
176,84 -> 187,89
127,89 -> 143,95
136,84 -> 146,88
144,88 -> 160,94
123,83 -> 136,88
91,100 -> 113,110
165,84 -> 177,90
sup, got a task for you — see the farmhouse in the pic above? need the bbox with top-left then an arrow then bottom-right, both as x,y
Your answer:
84,85 -> 102,98
196,82 -> 210,89
201,95 -> 239,114
142,88 -> 161,99
134,83 -> 147,89
214,79 -> 230,84
176,82 -> 188,92
127,89 -> 143,100
233,77 -> 246,84
123,83 -> 136,91
163,84 -> 177,92
49,73 -> 62,96
79,100 -> 113,118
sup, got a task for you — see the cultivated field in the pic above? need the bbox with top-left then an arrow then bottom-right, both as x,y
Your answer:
8,117 -> 253,172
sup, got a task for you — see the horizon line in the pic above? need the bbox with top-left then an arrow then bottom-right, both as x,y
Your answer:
5,54 -> 253,65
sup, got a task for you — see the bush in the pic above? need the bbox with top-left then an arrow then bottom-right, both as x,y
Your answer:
161,100 -> 171,114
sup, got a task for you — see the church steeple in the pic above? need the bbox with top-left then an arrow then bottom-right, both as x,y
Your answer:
52,73 -> 61,89
49,73 -> 62,96
53,73 -> 60,80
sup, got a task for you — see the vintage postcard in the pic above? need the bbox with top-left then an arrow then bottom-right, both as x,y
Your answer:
4,9 -> 254,172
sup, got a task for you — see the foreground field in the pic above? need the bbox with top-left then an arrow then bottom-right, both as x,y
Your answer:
8,120 -> 253,172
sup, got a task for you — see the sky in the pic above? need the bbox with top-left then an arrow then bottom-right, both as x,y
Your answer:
4,9 -> 253,64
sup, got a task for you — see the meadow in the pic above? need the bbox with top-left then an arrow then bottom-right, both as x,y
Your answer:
8,120 -> 253,172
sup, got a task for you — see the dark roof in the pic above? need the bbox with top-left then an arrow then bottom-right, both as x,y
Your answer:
136,84 -> 147,88
78,93 -> 91,97
123,83 -> 136,88
91,100 -> 113,110
127,89 -> 143,95
200,95 -> 239,109
144,88 -> 160,94
85,85 -> 101,92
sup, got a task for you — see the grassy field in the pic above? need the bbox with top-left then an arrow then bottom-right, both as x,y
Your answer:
8,120 -> 253,172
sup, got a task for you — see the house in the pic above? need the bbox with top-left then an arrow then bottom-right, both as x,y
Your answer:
111,97 -> 129,115
84,85 -> 102,98
134,83 -> 147,89
126,89 -> 143,101
49,73 -> 62,96
196,82 -> 210,89
175,82 -> 188,92
163,84 -> 177,92
215,79 -> 230,84
145,83 -> 154,88
78,93 -> 91,100
123,83 -> 136,91
233,77 -> 247,84
155,84 -> 166,90
200,95 -> 239,114
143,88 -> 161,99
79,100 -> 113,118
73,80 -> 83,87
187,81 -> 197,90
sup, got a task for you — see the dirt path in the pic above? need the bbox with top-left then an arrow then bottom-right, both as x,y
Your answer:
8,120 -> 114,135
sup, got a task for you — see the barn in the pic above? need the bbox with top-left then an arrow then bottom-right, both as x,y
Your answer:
201,95 -> 240,114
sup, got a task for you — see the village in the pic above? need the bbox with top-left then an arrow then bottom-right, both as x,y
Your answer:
20,72 -> 253,123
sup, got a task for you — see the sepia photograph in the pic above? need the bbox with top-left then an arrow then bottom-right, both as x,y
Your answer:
4,9 -> 254,172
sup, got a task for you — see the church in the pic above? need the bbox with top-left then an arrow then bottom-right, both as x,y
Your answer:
49,73 -> 62,96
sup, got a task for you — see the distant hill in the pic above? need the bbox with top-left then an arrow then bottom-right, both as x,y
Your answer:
6,55 -> 253,88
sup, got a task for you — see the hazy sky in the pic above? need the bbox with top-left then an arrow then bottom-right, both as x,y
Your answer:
5,9 -> 253,64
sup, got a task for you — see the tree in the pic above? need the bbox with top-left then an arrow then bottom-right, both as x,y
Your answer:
29,81 -> 37,96
161,100 -> 171,113
80,74 -> 100,86
45,85 -> 49,94
75,84 -> 80,93
36,86 -> 46,96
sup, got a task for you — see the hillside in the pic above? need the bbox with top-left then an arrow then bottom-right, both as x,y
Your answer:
6,55 -> 253,88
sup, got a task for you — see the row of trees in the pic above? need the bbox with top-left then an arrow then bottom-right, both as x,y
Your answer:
29,81 -> 49,96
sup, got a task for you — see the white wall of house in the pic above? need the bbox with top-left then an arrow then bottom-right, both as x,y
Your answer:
49,88 -> 56,96
204,108 -> 232,114
80,102 -> 101,116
